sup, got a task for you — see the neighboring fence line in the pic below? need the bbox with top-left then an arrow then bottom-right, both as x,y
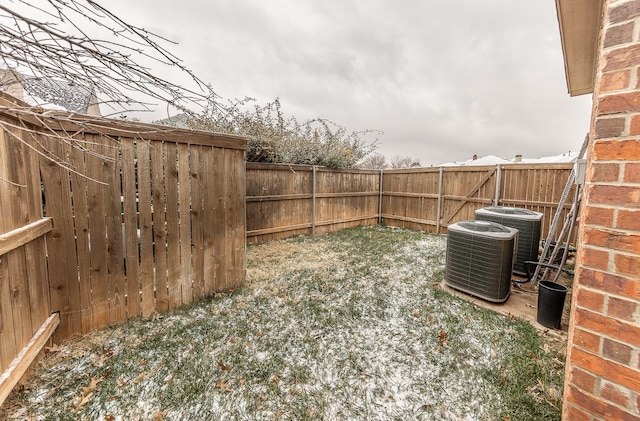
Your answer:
246,162 -> 577,244
246,163 -> 380,244
0,97 -> 247,382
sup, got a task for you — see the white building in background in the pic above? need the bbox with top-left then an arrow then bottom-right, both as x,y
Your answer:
439,151 -> 580,167
0,68 -> 101,116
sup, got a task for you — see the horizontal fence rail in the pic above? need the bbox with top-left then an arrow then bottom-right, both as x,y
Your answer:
246,163 -> 381,244
246,163 -> 578,244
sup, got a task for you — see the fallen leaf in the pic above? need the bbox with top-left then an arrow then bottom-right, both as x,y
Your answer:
218,360 -> 232,371
438,331 -> 448,345
93,354 -> 109,367
412,310 -> 420,318
153,409 -> 169,421
75,392 -> 93,411
272,372 -> 280,385
215,378 -> 232,391
133,372 -> 147,384
81,377 -> 104,397
105,415 -> 115,421
45,343 -> 65,353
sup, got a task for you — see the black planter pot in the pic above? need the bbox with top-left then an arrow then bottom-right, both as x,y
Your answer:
537,281 -> 568,329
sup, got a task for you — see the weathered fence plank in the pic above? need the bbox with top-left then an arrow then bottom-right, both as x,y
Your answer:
1,100 -> 247,385
121,138 -> 140,319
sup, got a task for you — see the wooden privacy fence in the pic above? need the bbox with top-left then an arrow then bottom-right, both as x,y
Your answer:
0,97 -> 247,384
381,164 -> 578,239
246,163 -> 380,244
247,163 -> 578,243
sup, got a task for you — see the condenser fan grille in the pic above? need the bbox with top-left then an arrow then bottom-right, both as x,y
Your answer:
445,220 -> 517,302
475,207 -> 543,276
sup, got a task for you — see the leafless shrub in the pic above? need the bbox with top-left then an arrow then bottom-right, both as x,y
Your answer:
189,97 -> 380,168
389,155 -> 422,169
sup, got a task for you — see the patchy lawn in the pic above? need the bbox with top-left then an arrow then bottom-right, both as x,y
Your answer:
1,226 -> 566,420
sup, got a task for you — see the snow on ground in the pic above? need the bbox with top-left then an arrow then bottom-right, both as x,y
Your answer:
1,226 -> 562,420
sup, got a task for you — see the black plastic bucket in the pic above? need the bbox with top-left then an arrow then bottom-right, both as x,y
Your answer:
537,281 -> 568,329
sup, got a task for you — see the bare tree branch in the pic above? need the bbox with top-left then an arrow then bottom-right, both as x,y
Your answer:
0,0 -> 218,114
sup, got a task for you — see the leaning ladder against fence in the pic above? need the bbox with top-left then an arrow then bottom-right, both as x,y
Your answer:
531,135 -> 589,286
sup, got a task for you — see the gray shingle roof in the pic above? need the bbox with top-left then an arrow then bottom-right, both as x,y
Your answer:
22,77 -> 94,114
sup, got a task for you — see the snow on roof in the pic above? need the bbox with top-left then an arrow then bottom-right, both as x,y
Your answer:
22,77 -> 94,114
440,155 -> 512,167
440,151 -> 580,167
154,113 -> 191,128
521,151 -> 580,163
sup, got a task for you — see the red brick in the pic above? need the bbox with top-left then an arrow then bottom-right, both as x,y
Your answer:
575,308 -> 640,348
566,385 -> 640,420
603,45 -> 640,72
604,22 -> 635,48
624,162 -> 640,183
601,70 -> 631,92
590,162 -> 621,182
593,140 -> 640,160
564,404 -> 593,421
610,1 -> 640,24
595,116 -> 626,138
584,227 -> 640,254
618,209 -> 640,231
573,327 -> 603,353
577,285 -> 607,312
571,347 -> 640,392
600,381 -> 630,407
615,253 -> 640,277
630,114 -> 640,135
603,337 -> 634,365
581,246 -> 611,270
584,206 -> 615,227
578,268 -> 640,300
607,296 -> 639,322
570,366 -> 598,393
588,185 -> 640,208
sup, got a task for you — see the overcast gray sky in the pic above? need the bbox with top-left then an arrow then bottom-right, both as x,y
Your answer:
107,0 -> 593,166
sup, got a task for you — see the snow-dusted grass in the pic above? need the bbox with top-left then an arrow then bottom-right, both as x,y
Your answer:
1,226 -> 565,420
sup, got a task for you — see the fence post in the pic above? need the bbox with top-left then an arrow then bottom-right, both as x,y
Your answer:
311,166 -> 316,235
436,166 -> 444,233
494,164 -> 502,206
378,169 -> 384,225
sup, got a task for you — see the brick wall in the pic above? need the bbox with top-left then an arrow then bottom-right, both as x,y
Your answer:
563,0 -> 640,419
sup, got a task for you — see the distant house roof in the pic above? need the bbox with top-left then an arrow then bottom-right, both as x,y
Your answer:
0,69 -> 100,115
440,152 -> 579,167
153,113 -> 190,128
520,151 -> 579,164
22,77 -> 95,114
440,155 -> 512,167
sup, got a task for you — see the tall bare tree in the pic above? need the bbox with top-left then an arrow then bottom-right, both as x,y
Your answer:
359,152 -> 388,169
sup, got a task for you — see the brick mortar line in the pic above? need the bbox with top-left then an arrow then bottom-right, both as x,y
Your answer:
578,283 -> 640,304
582,243 -> 640,258
584,223 -> 640,235
569,334 -> 640,373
